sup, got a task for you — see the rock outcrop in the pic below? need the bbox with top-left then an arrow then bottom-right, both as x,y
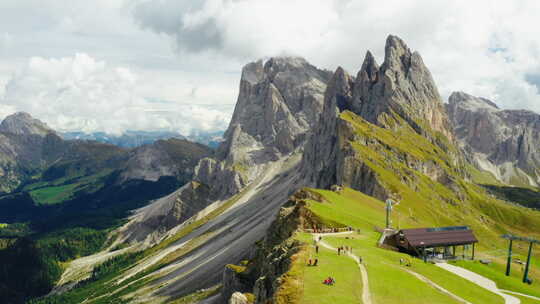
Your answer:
447,91 -> 540,186
302,67 -> 353,188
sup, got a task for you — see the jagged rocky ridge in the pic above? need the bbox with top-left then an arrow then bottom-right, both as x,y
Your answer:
302,35 -> 462,199
447,91 -> 540,187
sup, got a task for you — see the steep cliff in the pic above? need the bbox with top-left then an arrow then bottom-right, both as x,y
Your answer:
302,35 -> 462,198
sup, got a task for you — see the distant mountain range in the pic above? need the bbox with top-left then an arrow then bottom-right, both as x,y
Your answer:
60,130 -> 224,148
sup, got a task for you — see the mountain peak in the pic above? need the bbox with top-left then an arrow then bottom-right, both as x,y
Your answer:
448,91 -> 500,111
359,51 -> 379,81
383,35 -> 413,71
219,56 -> 330,163
0,112 -> 54,136
352,35 -> 453,141
240,60 -> 265,84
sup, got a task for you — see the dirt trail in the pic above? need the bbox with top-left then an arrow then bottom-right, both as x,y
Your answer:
436,263 -> 520,304
312,232 -> 372,304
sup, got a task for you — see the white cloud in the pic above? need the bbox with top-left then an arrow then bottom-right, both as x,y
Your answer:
132,0 -> 540,112
1,0 -> 540,136
0,32 -> 12,51
0,53 -> 232,135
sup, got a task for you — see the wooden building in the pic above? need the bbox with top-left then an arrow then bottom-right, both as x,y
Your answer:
387,226 -> 478,260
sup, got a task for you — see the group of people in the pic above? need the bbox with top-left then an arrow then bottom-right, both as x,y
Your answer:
323,276 -> 336,285
309,225 -> 355,234
337,245 -> 352,255
307,258 -> 319,266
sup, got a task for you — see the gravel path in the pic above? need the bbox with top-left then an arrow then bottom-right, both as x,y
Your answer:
500,290 -> 540,302
313,232 -> 372,304
436,263 -> 520,304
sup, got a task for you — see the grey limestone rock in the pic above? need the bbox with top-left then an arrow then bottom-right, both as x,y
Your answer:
447,91 -> 540,186
228,292 -> 248,304
0,112 -> 54,136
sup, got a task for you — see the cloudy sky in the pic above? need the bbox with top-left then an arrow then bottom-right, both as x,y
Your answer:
0,0 -> 539,135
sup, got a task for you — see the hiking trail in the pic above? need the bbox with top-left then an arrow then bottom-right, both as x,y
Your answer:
312,231 -> 372,304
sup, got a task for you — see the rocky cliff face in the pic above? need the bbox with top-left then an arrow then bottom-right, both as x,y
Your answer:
302,35 -> 459,197
218,57 -> 330,165
124,57 -> 331,242
447,91 -> 540,186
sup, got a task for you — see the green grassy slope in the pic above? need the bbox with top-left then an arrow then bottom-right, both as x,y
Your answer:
278,187 -> 540,303
339,111 -> 540,243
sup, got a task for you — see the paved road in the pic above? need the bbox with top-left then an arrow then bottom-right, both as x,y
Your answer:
500,290 -> 540,302
436,263 -> 520,304
312,232 -> 372,304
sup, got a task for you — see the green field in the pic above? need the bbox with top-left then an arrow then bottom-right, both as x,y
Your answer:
30,183 -> 81,205
28,169 -> 112,205
281,187 -> 540,303
292,233 -> 363,304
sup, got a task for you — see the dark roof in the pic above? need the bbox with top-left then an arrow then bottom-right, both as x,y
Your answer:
399,226 -> 478,247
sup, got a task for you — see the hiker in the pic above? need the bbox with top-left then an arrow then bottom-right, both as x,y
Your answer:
313,258 -> 318,266
359,256 -> 363,263
315,245 -> 319,254
338,247 -> 341,255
